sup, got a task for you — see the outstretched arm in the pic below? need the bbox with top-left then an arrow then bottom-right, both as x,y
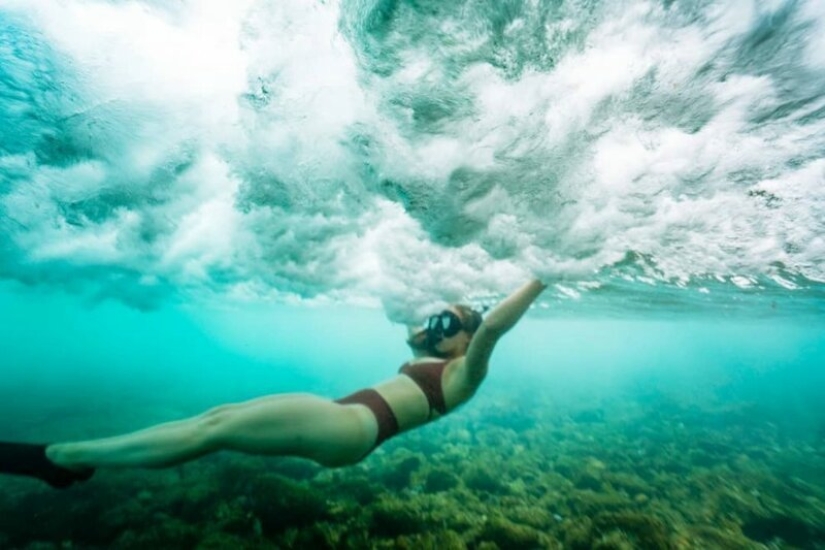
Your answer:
463,278 -> 547,385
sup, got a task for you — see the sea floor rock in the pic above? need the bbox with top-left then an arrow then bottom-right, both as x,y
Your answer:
2,398 -> 824,549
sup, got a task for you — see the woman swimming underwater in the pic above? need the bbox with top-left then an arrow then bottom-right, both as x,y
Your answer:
0,279 -> 547,488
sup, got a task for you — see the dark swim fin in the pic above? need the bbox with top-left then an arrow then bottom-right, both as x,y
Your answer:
0,442 -> 94,489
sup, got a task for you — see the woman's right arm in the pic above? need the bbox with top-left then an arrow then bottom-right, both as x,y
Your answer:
406,326 -> 428,358
463,279 -> 547,385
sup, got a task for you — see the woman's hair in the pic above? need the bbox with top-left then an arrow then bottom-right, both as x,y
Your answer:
454,304 -> 483,335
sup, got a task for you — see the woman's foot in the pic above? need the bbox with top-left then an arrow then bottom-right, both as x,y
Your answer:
0,441 -> 95,489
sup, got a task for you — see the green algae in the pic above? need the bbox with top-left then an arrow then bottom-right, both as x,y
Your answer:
423,468 -> 461,493
478,515 -> 552,549
1,396 -> 824,549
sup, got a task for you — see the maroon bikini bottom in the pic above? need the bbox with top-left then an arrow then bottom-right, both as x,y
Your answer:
335,389 -> 399,453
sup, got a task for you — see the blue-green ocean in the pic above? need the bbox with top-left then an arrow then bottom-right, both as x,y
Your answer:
1,1 -> 824,548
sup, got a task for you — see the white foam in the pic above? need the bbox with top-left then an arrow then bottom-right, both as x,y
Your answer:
799,0 -> 825,69
1,0 -> 824,317
160,155 -> 242,279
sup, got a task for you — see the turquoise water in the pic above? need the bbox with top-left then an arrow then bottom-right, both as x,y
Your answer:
3,281 -> 823,437
2,0 -> 825,548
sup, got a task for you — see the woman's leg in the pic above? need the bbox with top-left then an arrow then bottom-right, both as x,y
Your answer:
46,393 -> 378,470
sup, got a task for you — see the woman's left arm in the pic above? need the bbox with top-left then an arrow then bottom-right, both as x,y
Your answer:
462,279 -> 547,385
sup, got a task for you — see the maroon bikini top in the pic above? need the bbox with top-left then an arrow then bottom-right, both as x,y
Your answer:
398,360 -> 449,417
